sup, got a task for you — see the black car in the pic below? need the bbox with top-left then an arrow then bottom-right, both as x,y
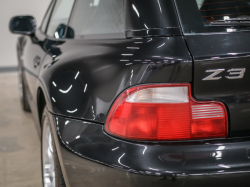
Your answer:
10,0 -> 250,186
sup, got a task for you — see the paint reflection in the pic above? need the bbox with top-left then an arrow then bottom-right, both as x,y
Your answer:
54,116 -> 250,177
119,38 -> 183,66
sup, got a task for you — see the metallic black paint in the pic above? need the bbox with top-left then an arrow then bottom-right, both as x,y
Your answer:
16,29 -> 49,135
125,28 -> 182,38
125,0 -> 180,30
39,37 -> 192,123
11,0 -> 250,186
185,32 -> 250,138
52,114 -> 250,187
125,0 -> 181,38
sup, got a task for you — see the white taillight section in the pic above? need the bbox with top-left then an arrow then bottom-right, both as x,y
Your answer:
192,105 -> 225,119
105,84 -> 228,141
126,87 -> 189,103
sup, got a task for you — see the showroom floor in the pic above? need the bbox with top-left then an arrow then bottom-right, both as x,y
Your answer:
0,72 -> 42,187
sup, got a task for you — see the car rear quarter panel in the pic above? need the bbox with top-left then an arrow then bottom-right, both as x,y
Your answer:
39,36 -> 192,123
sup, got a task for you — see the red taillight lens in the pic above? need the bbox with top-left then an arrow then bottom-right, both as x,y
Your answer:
105,84 -> 228,141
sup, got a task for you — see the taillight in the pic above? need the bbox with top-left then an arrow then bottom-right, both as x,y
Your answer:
105,84 -> 228,141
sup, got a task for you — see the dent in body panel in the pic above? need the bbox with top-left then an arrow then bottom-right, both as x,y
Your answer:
40,37 -> 192,123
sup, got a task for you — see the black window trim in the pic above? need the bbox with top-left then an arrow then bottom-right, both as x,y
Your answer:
45,0 -> 76,38
39,0 -> 56,34
63,0 -> 77,39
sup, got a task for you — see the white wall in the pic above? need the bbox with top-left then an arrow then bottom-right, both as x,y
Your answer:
0,0 -> 51,67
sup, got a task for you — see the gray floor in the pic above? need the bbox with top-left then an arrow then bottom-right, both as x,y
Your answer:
0,72 -> 42,187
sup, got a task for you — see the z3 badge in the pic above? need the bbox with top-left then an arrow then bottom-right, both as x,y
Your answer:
202,68 -> 246,81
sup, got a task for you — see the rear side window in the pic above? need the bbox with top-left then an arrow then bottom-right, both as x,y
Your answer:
197,0 -> 250,25
68,0 -> 124,39
175,0 -> 250,34
41,0 -> 55,33
47,0 -> 75,38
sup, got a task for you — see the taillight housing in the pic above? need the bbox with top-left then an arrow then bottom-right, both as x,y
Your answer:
105,84 -> 228,141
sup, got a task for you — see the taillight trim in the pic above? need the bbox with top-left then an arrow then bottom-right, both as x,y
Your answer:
105,83 -> 228,142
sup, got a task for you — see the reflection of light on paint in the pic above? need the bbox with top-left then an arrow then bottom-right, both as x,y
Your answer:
122,54 -> 133,56
224,16 -> 230,20
165,171 -> 173,173
157,0 -> 162,13
120,60 -> 129,61
84,84 -> 88,93
228,53 -> 238,55
227,28 -> 236,32
52,97 -> 56,102
76,135 -> 80,139
149,167 -> 159,171
118,153 -> 129,168
147,39 -> 152,43
157,43 -> 165,48
129,70 -> 134,85
132,4 -> 140,17
218,164 -> 230,168
52,82 -> 57,87
216,151 -> 222,157
213,151 -> 222,160
91,105 -> 95,119
216,146 -> 225,150
65,120 -> 69,125
144,24 -> 149,29
67,109 -> 78,113
127,47 -> 139,49
59,85 -> 72,93
75,71 -> 79,79
126,63 -> 133,65
143,146 -> 147,154
112,147 -> 119,151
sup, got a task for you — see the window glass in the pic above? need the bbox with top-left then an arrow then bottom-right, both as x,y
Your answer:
198,0 -> 250,25
41,0 -> 55,33
69,0 -> 124,39
175,0 -> 250,34
47,0 -> 75,38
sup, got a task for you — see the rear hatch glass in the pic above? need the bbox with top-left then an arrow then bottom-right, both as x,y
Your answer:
175,0 -> 250,34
